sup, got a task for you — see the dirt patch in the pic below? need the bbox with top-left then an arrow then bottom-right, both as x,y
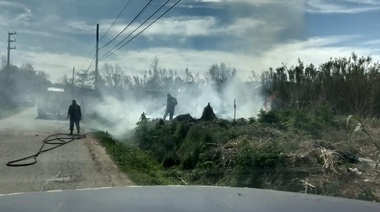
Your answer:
85,134 -> 133,186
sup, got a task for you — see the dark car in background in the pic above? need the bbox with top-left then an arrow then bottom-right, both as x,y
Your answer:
37,87 -> 69,119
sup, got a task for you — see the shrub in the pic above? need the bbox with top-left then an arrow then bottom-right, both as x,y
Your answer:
258,105 -> 335,135
135,113 -> 153,149
177,127 -> 213,169
232,139 -> 286,187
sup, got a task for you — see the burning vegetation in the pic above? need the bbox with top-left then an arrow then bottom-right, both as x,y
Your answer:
96,103 -> 380,202
2,54 -> 380,202
91,54 -> 380,202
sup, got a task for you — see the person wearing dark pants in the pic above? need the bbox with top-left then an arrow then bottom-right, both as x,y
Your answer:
163,94 -> 177,121
67,100 -> 82,135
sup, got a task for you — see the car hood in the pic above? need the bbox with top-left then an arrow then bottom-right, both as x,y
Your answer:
0,186 -> 379,212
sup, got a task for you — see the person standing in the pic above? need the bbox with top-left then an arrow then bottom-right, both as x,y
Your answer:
67,100 -> 82,135
163,94 -> 177,121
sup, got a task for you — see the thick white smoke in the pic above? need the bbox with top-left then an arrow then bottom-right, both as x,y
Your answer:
87,76 -> 264,137
83,1 -> 304,137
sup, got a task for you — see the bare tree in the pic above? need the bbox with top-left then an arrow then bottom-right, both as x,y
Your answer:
76,70 -> 94,89
208,63 -> 237,88
1,56 -> 6,70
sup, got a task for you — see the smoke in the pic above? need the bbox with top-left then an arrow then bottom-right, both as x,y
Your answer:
82,1 -> 305,137
220,78 -> 263,119
87,75 -> 264,138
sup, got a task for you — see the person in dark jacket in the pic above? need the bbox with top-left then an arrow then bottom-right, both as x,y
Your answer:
67,100 -> 82,135
163,94 -> 177,121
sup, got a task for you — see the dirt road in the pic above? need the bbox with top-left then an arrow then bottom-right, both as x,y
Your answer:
0,107 -> 132,194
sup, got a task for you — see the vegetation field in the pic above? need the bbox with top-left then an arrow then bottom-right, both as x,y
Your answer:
96,106 -> 380,202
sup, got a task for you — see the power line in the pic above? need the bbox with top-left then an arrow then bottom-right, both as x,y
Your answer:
100,0 -> 154,49
86,55 -> 96,72
100,0 -> 182,61
14,34 -> 30,64
2,19 -> 29,65
14,46 -> 27,65
0,25 -> 8,36
100,0 -> 171,60
4,19 -> 16,32
87,57 -> 96,72
80,45 -> 96,70
99,0 -> 132,42
100,0 -> 153,48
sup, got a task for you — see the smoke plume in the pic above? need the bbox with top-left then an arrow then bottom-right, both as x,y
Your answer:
87,74 -> 264,137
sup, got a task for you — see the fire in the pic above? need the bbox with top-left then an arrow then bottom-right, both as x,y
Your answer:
262,93 -> 277,112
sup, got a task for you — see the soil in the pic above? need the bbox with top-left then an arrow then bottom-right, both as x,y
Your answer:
85,134 -> 134,186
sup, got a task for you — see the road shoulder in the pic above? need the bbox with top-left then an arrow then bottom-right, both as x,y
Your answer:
85,134 -> 134,186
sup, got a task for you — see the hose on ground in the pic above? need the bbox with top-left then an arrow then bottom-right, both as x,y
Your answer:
6,133 -> 91,167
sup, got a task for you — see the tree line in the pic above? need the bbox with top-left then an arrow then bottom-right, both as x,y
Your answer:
62,54 -> 380,117
261,53 -> 380,117
0,62 -> 50,107
4,53 -> 379,118
59,57 -> 238,101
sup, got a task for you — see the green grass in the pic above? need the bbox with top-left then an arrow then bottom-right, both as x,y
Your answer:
257,103 -> 336,137
96,114 -> 297,187
95,131 -> 181,185
93,108 -> 380,202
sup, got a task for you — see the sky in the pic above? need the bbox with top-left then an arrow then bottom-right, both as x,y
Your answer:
1,0 -> 380,82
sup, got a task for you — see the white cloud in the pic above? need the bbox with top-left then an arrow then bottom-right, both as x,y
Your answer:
362,39 -> 380,45
8,36 -> 380,84
222,18 -> 267,36
306,0 -> 380,13
99,36 -> 380,78
108,16 -> 274,40
0,0 -> 32,25
10,50 -> 93,82
132,16 -> 217,37
60,20 -> 95,35
32,14 -> 61,28
258,36 -> 380,70
0,1 -> 30,13
13,9 -> 32,24
341,0 -> 380,5
17,29 -> 68,40
107,16 -> 216,39
196,0 -> 281,4
2,0 -> 379,86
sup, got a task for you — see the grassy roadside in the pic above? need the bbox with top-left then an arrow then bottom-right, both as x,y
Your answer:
94,107 -> 380,202
95,132 -> 181,185
0,106 -> 31,119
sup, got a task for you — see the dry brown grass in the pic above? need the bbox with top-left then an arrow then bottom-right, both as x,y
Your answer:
319,148 -> 339,172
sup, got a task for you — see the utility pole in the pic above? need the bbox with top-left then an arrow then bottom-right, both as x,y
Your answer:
95,24 -> 99,91
234,99 -> 236,123
72,67 -> 75,86
7,32 -> 16,68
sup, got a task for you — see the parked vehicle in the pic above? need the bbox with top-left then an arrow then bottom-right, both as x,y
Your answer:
37,87 -> 70,119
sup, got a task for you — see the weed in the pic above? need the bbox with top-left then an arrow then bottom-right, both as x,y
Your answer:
135,113 -> 153,149
257,105 -> 335,136
232,139 -> 287,187
177,127 -> 213,169
95,131 -> 180,185
95,110 -> 380,202
346,115 -> 380,170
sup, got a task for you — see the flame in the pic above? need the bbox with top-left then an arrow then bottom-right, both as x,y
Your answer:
262,93 -> 276,112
